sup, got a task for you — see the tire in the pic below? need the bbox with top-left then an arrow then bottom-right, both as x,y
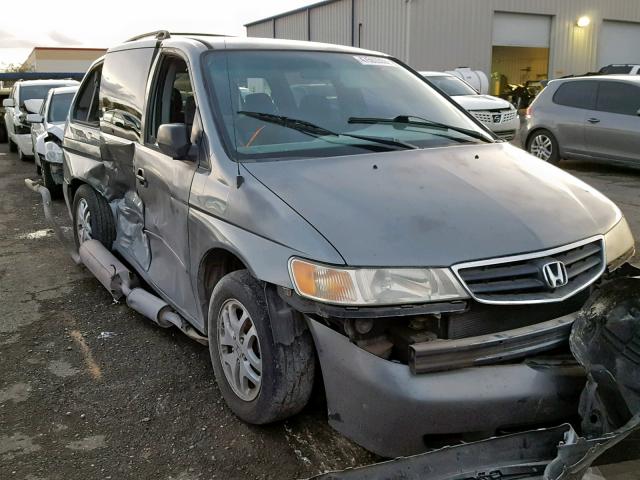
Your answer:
41,161 -> 63,200
72,184 -> 116,250
527,129 -> 560,164
18,147 -> 28,162
0,125 -> 7,143
208,270 -> 315,424
9,138 -> 17,153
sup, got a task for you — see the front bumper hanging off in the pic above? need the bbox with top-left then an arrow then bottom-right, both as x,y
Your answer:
307,270 -> 640,459
310,276 -> 640,479
308,318 -> 585,458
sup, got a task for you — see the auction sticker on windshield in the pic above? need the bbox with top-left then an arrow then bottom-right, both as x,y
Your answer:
353,55 -> 397,66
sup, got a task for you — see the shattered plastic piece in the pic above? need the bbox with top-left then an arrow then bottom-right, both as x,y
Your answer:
97,332 -> 117,340
18,229 -> 53,240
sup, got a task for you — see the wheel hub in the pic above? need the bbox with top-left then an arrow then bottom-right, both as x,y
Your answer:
76,198 -> 92,244
217,299 -> 262,401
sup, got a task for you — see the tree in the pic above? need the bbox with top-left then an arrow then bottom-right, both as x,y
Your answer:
1,62 -> 34,73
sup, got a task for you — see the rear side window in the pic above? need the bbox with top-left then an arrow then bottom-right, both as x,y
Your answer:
100,48 -> 154,142
596,81 -> 640,116
72,66 -> 101,124
600,65 -> 633,74
552,81 -> 597,110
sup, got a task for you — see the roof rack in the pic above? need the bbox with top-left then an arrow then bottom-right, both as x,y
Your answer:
125,30 -> 171,42
125,31 -> 229,42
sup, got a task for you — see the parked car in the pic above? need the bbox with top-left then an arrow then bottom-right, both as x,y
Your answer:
0,87 -> 10,143
27,85 -> 78,197
2,79 -> 78,160
599,64 -> 640,75
523,75 -> 640,166
57,32 -> 635,458
421,71 -> 519,140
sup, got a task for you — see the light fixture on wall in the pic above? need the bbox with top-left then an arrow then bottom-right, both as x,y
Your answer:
576,16 -> 591,28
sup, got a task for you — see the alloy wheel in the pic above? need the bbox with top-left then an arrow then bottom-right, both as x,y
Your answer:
530,134 -> 553,161
76,198 -> 92,244
217,299 -> 262,401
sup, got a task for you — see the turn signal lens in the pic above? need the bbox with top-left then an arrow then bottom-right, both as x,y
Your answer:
288,258 -> 469,306
290,259 -> 358,303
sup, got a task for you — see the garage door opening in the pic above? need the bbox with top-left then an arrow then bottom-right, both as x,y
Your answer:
491,46 -> 549,99
491,12 -> 551,107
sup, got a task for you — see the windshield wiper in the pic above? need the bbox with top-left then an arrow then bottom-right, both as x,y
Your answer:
348,115 -> 494,143
237,111 -> 417,150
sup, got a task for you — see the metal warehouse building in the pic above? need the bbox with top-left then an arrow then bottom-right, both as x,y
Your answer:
246,0 -> 640,94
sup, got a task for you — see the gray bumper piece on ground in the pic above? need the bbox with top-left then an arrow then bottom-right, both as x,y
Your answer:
307,318 -> 585,458
309,276 -> 640,480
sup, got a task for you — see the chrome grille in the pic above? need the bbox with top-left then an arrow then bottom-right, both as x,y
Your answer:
470,109 -> 517,125
452,237 -> 605,304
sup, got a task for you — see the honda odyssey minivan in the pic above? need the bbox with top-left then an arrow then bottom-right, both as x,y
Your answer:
57,32 -> 635,457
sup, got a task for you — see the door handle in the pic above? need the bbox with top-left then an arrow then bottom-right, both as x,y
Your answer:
135,168 -> 147,187
588,118 -> 600,124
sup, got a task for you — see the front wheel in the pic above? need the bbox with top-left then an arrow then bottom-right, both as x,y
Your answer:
527,129 -> 560,164
208,270 -> 315,424
9,138 -> 17,152
72,184 -> 116,250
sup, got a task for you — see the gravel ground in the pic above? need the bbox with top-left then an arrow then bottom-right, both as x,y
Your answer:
0,140 -> 639,479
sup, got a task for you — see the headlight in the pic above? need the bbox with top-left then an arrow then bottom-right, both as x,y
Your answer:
288,258 -> 469,306
604,216 -> 635,269
44,141 -> 64,163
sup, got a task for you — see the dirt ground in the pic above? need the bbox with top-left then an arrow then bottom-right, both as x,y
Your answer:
1,140 -> 639,479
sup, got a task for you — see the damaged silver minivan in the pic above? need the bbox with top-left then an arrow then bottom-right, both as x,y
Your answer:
52,32 -> 636,457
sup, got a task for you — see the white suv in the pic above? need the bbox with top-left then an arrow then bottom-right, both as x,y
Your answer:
421,71 -> 519,140
2,80 -> 77,160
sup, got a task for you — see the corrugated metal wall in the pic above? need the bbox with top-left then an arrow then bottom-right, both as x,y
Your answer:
247,20 -> 274,38
355,0 -> 406,58
276,10 -> 308,40
310,0 -> 352,45
408,0 -> 640,76
246,0 -> 640,78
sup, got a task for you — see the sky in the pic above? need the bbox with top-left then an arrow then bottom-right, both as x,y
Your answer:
0,0 -> 313,68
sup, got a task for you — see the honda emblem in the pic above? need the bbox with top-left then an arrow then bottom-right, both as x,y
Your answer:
542,261 -> 568,289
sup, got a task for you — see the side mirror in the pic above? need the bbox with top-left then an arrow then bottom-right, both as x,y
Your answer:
2,98 -> 14,108
157,123 -> 190,158
26,113 -> 43,124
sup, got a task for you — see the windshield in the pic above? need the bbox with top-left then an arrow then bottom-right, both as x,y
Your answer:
204,51 -> 492,161
425,75 -> 478,96
48,92 -> 75,123
19,84 -> 64,106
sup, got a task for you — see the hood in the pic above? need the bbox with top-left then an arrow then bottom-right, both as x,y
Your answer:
244,143 -> 620,267
452,94 -> 512,111
46,124 -> 65,141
